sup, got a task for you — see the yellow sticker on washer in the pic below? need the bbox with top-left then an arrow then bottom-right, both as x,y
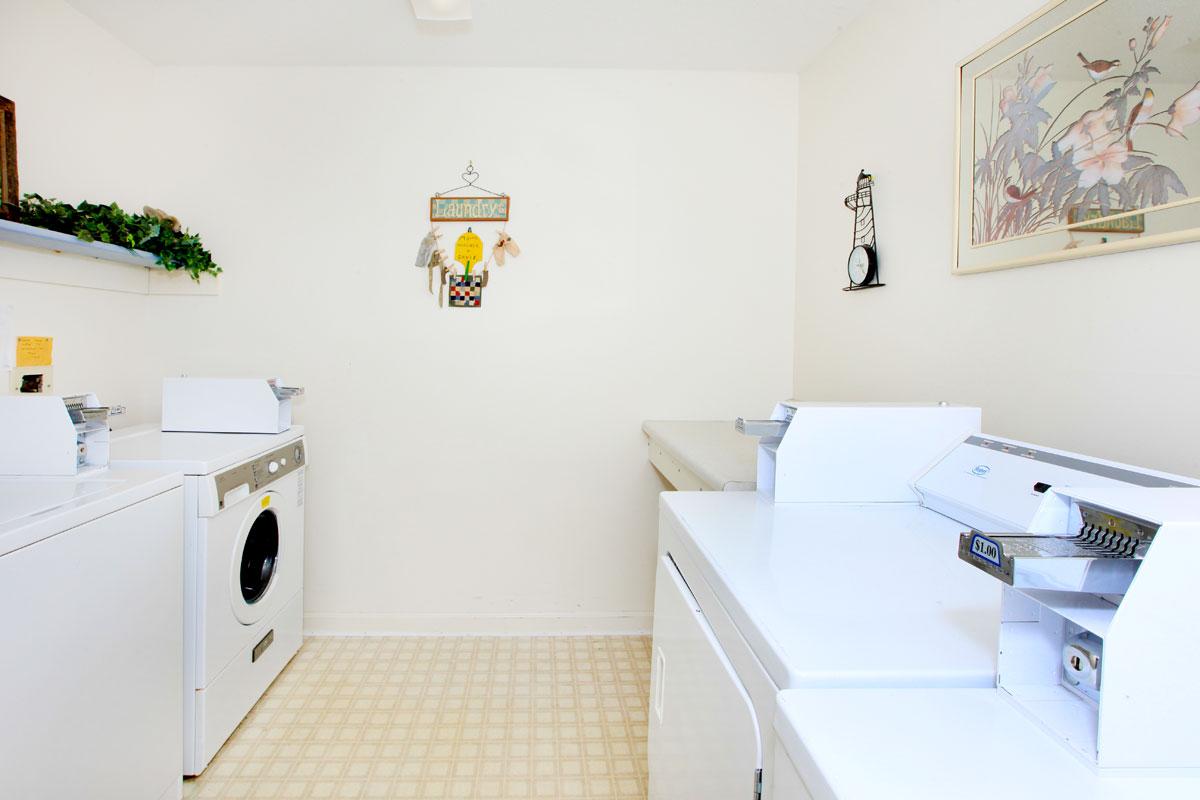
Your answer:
261,495 -> 271,508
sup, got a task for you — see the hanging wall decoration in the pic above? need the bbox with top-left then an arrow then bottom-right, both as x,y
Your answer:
493,232 -> 520,265
955,3 -> 1200,274
843,170 -> 883,291
431,196 -> 510,222
417,162 -> 519,309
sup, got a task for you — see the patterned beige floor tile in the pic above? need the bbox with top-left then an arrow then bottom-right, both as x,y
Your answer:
184,636 -> 651,800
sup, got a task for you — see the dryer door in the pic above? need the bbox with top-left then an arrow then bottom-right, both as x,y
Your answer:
229,493 -> 283,625
649,554 -> 761,800
239,507 -> 279,606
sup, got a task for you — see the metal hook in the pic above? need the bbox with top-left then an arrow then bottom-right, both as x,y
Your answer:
436,161 -> 506,197
461,161 -> 479,186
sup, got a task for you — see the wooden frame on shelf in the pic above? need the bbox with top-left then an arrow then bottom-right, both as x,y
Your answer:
0,96 -> 17,221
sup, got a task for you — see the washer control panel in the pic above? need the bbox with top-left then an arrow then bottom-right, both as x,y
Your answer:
215,439 -> 305,510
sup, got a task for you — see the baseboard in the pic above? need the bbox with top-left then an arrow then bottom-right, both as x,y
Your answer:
303,611 -> 652,637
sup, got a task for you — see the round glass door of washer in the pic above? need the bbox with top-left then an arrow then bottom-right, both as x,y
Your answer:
231,499 -> 282,624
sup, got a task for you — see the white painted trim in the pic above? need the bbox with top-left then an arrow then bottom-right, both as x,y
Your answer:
304,611 -> 653,637
0,240 -> 152,294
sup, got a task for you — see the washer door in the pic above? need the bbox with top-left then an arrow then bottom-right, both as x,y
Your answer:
230,493 -> 281,624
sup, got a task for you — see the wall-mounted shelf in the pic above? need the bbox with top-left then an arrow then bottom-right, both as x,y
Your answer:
0,218 -> 162,268
0,219 -> 218,295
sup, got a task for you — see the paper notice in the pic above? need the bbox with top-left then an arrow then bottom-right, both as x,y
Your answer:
16,336 -> 53,367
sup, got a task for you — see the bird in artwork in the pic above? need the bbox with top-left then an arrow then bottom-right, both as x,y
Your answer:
1005,184 -> 1036,204
1125,88 -> 1155,150
1078,52 -> 1121,81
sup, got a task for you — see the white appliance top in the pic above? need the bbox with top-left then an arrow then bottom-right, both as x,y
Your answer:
779,400 -> 974,408
774,688 -> 1200,798
108,422 -> 304,475
914,435 -> 1197,532
662,491 -> 999,690
642,420 -> 757,490
0,468 -> 182,557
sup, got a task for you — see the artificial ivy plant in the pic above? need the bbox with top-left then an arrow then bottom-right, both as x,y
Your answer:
17,193 -> 221,281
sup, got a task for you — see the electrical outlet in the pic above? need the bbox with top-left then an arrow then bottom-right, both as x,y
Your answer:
10,365 -> 52,394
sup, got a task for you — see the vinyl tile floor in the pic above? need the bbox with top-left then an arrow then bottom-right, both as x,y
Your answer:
183,636 -> 652,800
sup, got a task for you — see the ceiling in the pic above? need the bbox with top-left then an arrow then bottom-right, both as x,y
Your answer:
63,0 -> 874,72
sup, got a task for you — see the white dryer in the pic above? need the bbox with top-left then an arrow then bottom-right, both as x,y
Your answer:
0,468 -> 185,800
649,405 -> 1199,800
110,423 -> 307,775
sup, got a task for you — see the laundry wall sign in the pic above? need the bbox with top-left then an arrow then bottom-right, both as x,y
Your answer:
417,163 -> 521,310
430,196 -> 510,222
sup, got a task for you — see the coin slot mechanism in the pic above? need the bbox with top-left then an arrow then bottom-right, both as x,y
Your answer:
252,629 -> 274,663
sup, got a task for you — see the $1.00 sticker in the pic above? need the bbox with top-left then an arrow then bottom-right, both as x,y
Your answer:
969,533 -> 1001,567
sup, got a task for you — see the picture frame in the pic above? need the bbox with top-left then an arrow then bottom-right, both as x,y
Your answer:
954,1 -> 1200,274
0,95 -> 17,221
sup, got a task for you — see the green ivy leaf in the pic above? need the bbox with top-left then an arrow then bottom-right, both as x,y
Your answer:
16,193 -> 220,281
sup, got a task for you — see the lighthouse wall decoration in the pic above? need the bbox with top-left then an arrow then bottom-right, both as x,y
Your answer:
843,170 -> 883,291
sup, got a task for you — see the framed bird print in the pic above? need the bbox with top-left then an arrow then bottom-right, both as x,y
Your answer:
954,1 -> 1200,274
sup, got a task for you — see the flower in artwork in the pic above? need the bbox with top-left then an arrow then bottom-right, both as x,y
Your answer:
1056,107 -> 1119,155
999,85 -> 1019,116
971,12 -> 1197,247
1030,65 -> 1055,96
1150,15 -> 1173,49
1074,143 -> 1129,188
1166,82 -> 1200,138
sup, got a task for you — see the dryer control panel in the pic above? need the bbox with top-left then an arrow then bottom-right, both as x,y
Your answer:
214,440 -> 305,510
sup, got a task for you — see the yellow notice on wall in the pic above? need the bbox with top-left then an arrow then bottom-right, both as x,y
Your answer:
15,336 -> 53,367
454,230 -> 484,274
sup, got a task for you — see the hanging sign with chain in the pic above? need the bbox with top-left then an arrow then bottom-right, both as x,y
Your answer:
415,162 -> 520,310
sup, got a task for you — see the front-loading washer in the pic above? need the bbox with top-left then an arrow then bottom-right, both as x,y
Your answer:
110,423 -> 306,775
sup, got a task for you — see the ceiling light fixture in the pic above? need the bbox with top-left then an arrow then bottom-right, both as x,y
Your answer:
410,0 -> 472,21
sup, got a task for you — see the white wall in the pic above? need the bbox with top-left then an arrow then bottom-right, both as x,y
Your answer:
143,66 -> 797,632
0,0 -> 162,415
3,0 -> 799,633
793,0 -> 1200,477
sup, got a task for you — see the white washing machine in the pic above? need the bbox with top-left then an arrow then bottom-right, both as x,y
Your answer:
0,468 -> 185,800
771,486 -> 1200,798
110,423 -> 306,776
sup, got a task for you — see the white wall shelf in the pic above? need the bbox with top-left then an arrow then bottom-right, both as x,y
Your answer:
0,219 -> 218,295
0,218 -> 161,268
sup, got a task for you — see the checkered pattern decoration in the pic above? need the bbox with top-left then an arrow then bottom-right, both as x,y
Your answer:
448,274 -> 484,308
